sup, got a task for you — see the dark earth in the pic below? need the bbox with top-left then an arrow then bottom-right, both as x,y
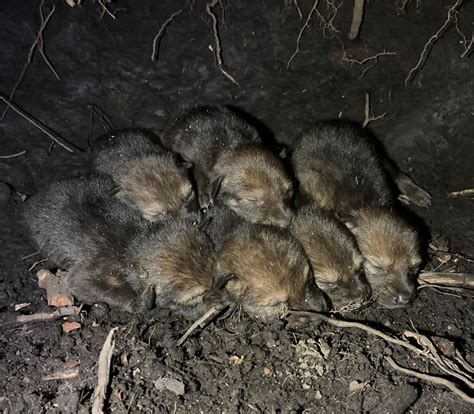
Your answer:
1,0 -> 473,412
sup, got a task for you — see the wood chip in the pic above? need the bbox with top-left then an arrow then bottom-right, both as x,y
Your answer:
348,380 -> 368,393
42,368 -> 79,381
228,355 -> 245,365
62,321 -> 81,333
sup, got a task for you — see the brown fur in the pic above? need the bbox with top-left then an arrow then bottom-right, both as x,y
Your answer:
290,205 -> 370,309
115,154 -> 193,221
347,207 -> 421,307
216,223 -> 327,319
213,144 -> 293,227
125,219 -> 218,316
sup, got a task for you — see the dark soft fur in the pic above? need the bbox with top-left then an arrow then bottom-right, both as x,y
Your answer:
25,175 -> 150,310
293,121 -> 394,213
292,121 -> 421,307
91,129 -> 194,221
162,106 -> 293,227
216,221 -> 328,319
290,205 -> 370,309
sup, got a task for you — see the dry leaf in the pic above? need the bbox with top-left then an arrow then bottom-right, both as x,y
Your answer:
348,380 -> 368,393
62,321 -> 81,333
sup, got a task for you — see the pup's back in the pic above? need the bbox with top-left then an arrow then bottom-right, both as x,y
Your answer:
293,121 -> 394,213
124,217 -> 218,317
25,174 -> 144,269
216,222 -> 327,319
162,106 -> 260,173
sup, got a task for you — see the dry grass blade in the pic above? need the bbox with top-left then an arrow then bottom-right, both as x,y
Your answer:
348,0 -> 365,40
92,327 -> 119,414
151,7 -> 184,61
0,151 -> 27,159
177,306 -> 223,346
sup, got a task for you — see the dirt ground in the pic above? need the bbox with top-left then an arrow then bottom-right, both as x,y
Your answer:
1,0 -> 473,412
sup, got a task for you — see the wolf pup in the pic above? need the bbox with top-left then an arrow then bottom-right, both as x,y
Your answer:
162,106 -> 293,227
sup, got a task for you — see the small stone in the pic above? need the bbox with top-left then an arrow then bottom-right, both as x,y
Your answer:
315,390 -> 323,400
302,383 -> 311,390
154,378 -> 185,396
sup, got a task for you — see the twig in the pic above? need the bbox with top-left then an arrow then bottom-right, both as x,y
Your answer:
89,105 -> 114,133
419,271 -> 474,288
92,327 -> 119,414
386,357 -> 474,404
21,251 -> 41,261
348,0 -> 365,40
460,33 -> 473,58
42,368 -> 79,381
342,50 -> 396,79
37,1 -> 61,80
28,259 -> 48,272
293,0 -> 303,20
177,306 -> 222,346
405,0 -> 464,85
98,0 -> 116,20
0,150 -> 27,159
448,189 -> 474,198
206,0 -> 239,85
16,306 -> 81,323
1,1 -> 57,120
362,92 -> 386,127
151,8 -> 184,61
0,94 -> 76,153
287,0 -> 320,70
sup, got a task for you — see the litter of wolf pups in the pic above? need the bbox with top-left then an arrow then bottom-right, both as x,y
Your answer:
23,105 -> 474,403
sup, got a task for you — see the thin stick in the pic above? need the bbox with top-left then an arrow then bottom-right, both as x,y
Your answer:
151,8 -> 184,61
0,151 -> 27,159
206,0 -> 239,85
42,368 -> 79,381
98,0 -> 116,20
92,327 -> 119,414
287,0 -> 320,70
348,0 -> 365,40
448,189 -> 474,198
21,251 -> 41,261
0,94 -> 76,153
386,357 -> 474,404
405,0 -> 464,85
1,1 -> 57,120
419,271 -> 474,288
293,0 -> 303,20
37,2 -> 61,80
16,306 -> 81,323
177,306 -> 221,346
460,33 -> 473,58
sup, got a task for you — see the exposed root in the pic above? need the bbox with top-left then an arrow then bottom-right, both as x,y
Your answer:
405,0 -> 465,85
206,0 -> 239,85
177,305 -> 224,346
287,0 -> 320,70
38,1 -> 61,81
286,311 -> 474,401
92,327 -> 119,414
16,306 -> 81,324
342,50 -> 396,79
386,357 -> 474,404
348,0 -> 365,40
314,0 -> 342,38
362,92 -> 385,128
151,7 -> 184,61
0,150 -> 27,159
1,1 -> 58,120
293,0 -> 303,20
0,94 -> 76,153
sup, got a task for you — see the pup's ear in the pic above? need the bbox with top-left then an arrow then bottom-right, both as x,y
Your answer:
213,273 -> 237,290
210,176 -> 223,202
108,185 -> 121,198
336,212 -> 357,231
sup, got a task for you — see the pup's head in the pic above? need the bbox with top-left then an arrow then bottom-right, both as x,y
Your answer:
290,206 -> 370,310
344,207 -> 421,308
115,154 -> 194,221
216,223 -> 327,319
212,144 -> 293,227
